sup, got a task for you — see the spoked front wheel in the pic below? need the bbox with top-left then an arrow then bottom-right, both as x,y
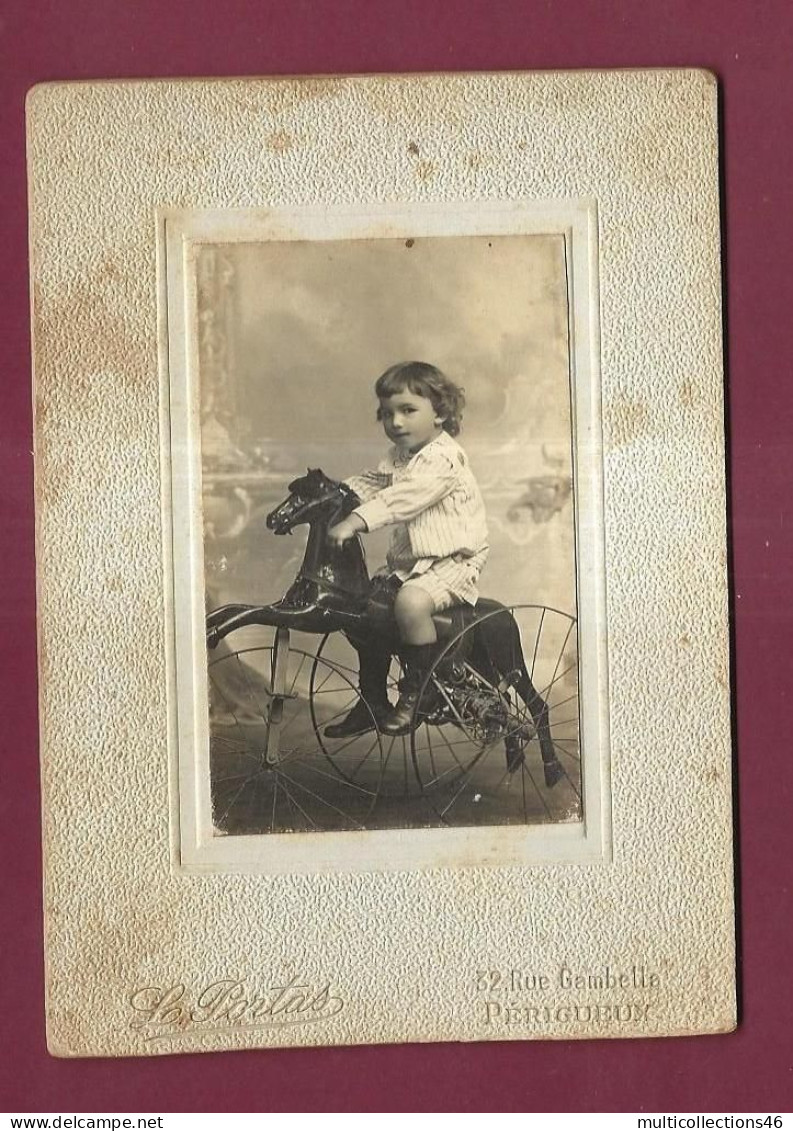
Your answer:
409,605 -> 581,827
311,633 -> 429,805
208,641 -> 385,835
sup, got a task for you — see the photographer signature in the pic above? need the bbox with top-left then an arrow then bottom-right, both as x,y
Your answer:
129,974 -> 344,1041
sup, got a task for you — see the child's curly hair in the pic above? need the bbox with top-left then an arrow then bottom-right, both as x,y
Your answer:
374,361 -> 465,437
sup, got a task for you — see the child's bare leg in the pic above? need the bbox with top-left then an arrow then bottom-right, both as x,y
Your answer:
394,586 -> 437,645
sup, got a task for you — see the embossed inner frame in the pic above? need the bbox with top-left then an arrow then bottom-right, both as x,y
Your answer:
160,201 -> 612,874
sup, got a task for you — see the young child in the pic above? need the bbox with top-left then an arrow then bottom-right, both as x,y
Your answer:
327,361 -> 489,736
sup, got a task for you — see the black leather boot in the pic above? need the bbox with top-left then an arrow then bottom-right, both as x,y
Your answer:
324,641 -> 392,738
379,644 -> 438,737
324,698 -> 387,738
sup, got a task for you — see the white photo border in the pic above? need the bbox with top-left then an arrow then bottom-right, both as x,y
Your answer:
159,199 -> 611,874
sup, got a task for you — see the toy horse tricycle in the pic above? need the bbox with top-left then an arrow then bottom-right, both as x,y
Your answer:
206,470 -> 580,835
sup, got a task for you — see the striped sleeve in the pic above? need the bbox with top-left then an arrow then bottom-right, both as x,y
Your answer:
353,446 -> 457,532
344,465 -> 392,503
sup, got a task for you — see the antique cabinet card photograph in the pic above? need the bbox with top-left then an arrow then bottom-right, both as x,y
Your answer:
28,70 -> 734,1056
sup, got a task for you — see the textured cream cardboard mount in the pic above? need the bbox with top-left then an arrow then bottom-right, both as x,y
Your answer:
28,71 -> 734,1057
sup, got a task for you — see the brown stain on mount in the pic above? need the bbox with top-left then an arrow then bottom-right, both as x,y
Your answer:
99,256 -> 120,283
33,271 -> 152,508
36,272 -> 150,384
215,77 -> 347,124
362,75 -> 467,128
34,392 -> 48,428
680,380 -> 695,408
287,77 -> 346,105
606,393 -> 649,450
267,130 -> 294,154
416,160 -> 436,182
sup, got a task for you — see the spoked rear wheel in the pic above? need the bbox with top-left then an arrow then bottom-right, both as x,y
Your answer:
208,642 -> 384,834
409,605 -> 581,827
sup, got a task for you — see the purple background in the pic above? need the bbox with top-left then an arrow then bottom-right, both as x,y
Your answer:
1,0 -> 790,1113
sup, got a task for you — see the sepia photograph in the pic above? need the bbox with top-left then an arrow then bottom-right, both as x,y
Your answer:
187,220 -> 585,843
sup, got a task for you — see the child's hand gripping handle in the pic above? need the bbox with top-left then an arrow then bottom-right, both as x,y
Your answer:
327,512 -> 366,547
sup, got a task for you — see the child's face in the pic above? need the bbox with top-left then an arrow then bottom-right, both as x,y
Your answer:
378,388 -> 443,453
